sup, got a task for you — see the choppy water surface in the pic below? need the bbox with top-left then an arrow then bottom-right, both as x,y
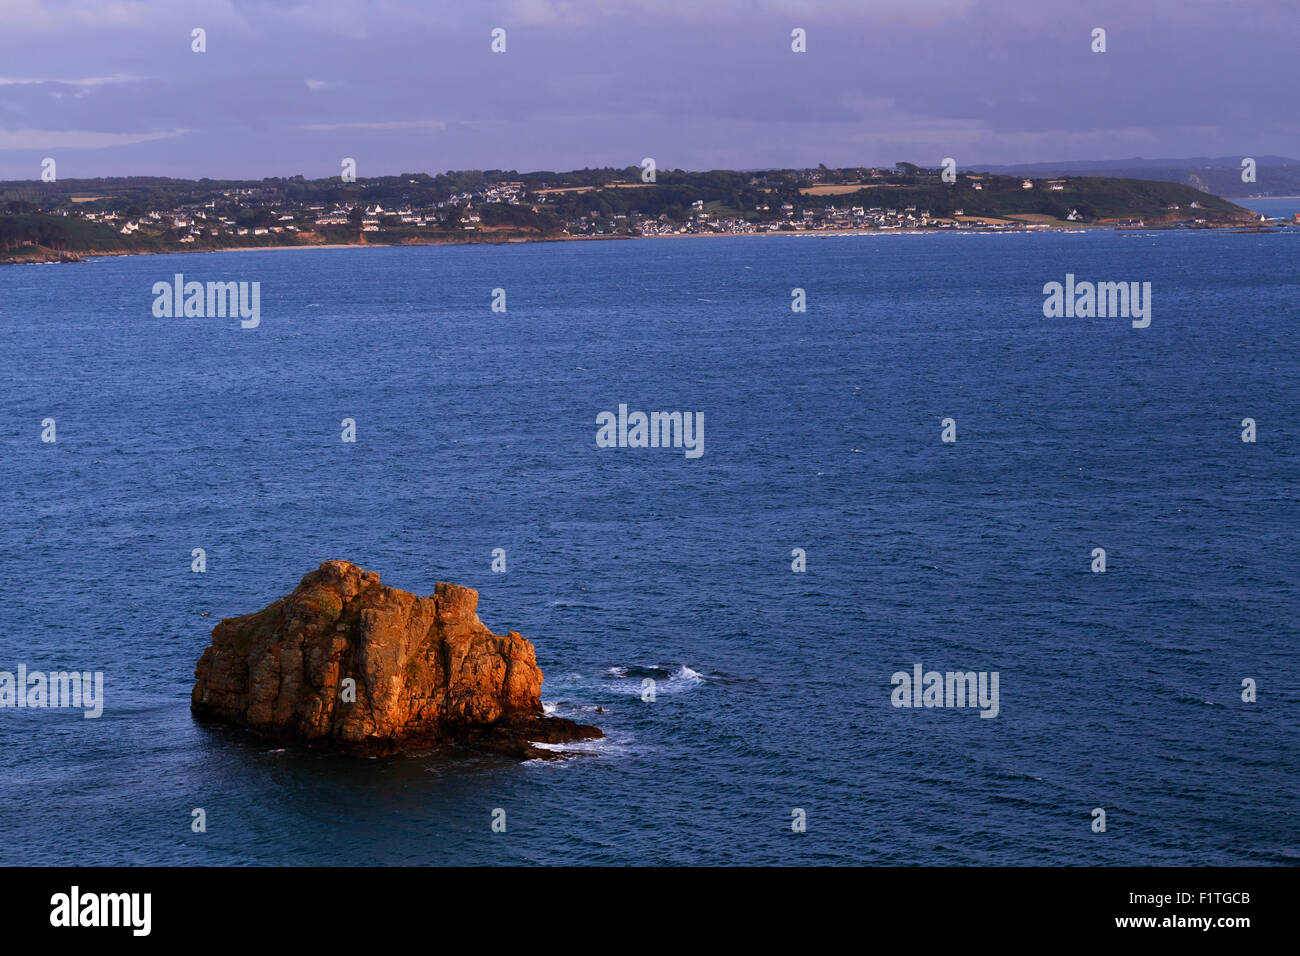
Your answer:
0,230 -> 1296,864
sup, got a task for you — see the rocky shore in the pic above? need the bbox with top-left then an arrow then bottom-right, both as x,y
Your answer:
0,248 -> 84,264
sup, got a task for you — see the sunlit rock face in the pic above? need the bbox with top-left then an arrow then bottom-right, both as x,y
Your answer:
192,560 -> 600,757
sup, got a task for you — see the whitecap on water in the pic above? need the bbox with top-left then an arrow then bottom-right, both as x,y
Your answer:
527,733 -> 631,763
603,663 -> 705,695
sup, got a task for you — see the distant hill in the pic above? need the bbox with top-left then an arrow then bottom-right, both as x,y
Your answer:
0,212 -> 149,258
973,157 -> 1300,199
0,165 -> 1264,263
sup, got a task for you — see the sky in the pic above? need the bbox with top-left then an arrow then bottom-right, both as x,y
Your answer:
0,0 -> 1296,180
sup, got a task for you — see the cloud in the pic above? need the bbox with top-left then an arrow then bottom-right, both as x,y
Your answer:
295,119 -> 446,131
501,0 -> 980,26
0,74 -> 143,87
0,0 -> 1291,176
0,0 -> 156,33
0,127 -> 189,149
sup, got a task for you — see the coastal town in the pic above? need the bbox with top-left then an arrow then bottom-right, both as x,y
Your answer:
0,163 -> 1272,262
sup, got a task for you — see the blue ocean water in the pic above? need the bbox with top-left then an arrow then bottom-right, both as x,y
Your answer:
1237,196 -> 1300,219
0,230 -> 1296,866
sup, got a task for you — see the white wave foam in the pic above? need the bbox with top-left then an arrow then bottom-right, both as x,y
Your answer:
602,663 -> 705,695
671,665 -> 704,685
527,734 -> 631,763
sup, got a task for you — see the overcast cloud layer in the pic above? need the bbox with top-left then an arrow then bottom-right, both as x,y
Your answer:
0,0 -> 1295,179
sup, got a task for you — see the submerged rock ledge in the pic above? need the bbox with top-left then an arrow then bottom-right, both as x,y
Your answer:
191,561 -> 601,758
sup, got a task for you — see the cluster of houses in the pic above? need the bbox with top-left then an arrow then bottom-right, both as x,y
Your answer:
57,192 -> 494,242
567,200 -> 1055,237
68,201 -> 299,242
59,186 -> 1069,244
46,168 -> 1186,245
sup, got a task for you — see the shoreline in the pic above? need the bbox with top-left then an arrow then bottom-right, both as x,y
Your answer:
2,219 -> 1288,266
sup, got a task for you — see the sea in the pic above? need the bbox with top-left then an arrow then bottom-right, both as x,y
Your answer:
0,228 -> 1296,865
1235,196 -> 1300,219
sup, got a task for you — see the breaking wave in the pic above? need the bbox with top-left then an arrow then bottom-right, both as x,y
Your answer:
604,664 -> 705,694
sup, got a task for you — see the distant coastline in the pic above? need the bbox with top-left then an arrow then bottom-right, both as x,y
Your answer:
14,216 -> 1300,267
4,219 -> 1281,266
8,219 -> 1297,266
1,163 -> 1277,265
